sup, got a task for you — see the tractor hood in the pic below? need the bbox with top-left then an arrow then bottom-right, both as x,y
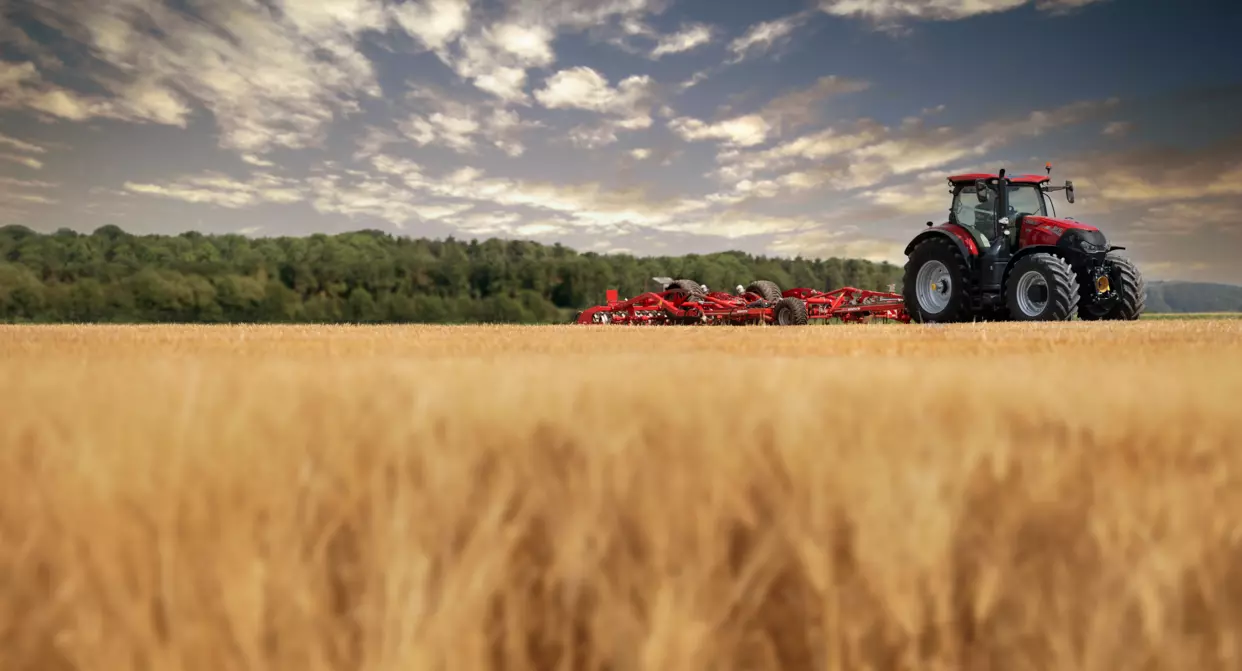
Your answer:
1022,215 -> 1100,232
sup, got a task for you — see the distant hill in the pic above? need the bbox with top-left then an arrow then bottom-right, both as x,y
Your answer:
1146,281 -> 1242,313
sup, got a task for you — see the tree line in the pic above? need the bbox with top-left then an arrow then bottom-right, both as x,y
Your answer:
0,225 -> 905,324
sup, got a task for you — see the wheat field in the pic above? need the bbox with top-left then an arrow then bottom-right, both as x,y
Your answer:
2,320 -> 1242,671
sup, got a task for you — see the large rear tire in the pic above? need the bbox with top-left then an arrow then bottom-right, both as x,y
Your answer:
902,236 -> 974,323
1004,253 -> 1079,321
745,280 -> 782,303
1079,252 -> 1145,321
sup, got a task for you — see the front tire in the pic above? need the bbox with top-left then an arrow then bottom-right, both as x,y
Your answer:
1004,253 -> 1080,321
1080,252 -> 1145,321
902,236 -> 974,323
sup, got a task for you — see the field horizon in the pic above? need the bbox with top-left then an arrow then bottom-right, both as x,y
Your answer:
3,321 -> 1241,670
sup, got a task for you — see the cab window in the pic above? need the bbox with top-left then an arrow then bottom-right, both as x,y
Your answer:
953,186 -> 995,234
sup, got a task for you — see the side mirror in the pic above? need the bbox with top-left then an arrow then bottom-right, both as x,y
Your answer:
974,179 -> 988,202
1064,180 -> 1075,204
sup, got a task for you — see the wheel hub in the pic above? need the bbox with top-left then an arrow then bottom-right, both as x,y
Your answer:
1015,270 -> 1049,316
915,260 -> 952,313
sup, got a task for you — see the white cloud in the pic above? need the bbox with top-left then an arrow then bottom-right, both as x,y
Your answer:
447,21 -> 558,103
711,98 -> 1118,200
727,11 -> 810,63
0,174 -> 55,224
534,67 -> 658,145
397,0 -> 674,104
307,171 -> 475,227
0,59 -> 161,124
0,175 -> 58,213
0,131 -> 47,155
535,67 -> 654,118
396,85 -> 540,157
650,23 -> 713,57
16,0 -> 385,154
389,0 -> 471,51
669,114 -> 772,148
818,0 -> 1108,26
123,172 -> 303,209
0,153 -> 44,170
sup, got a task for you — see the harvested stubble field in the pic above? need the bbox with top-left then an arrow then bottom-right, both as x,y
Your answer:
3,320 -> 1242,671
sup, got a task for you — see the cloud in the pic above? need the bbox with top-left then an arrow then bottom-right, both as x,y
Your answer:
533,66 -> 658,146
396,84 -> 540,157
123,172 -> 303,209
399,0 -> 673,103
1132,201 -> 1242,235
0,153 -> 44,170
759,75 -> 871,136
0,59 -> 169,124
727,11 -> 812,63
0,175 -> 58,213
13,0 -> 385,154
711,98 -> 1119,200
650,23 -> 714,57
668,114 -> 772,148
0,131 -> 47,155
306,171 -> 475,228
535,67 -> 655,118
1102,121 -> 1133,137
818,0 -> 1108,24
121,155 -> 710,233
389,0 -> 471,51
767,228 -> 907,265
1063,135 -> 1242,205
0,128 -> 50,170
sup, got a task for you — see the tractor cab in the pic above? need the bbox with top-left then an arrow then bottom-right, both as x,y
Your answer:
946,170 -> 1068,254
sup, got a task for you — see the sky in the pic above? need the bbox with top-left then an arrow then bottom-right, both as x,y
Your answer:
1,0 -> 1241,284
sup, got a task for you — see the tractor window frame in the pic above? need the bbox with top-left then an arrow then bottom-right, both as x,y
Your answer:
950,184 -> 998,238
1005,184 -> 1048,221
1040,189 -> 1058,218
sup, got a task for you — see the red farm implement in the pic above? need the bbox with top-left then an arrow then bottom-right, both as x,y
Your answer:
574,163 -> 1147,326
573,278 -> 911,326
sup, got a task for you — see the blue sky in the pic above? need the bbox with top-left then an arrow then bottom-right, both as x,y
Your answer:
1,0 -> 1240,282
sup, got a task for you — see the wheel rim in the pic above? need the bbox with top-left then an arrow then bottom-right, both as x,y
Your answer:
915,260 -> 952,313
1015,269 -> 1049,316
777,306 -> 791,325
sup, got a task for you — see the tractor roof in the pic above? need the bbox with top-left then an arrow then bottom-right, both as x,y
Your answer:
947,172 -> 1050,185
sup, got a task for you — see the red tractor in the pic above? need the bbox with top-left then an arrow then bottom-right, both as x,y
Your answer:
901,165 -> 1145,323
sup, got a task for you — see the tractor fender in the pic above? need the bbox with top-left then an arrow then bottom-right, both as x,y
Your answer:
904,227 -> 977,261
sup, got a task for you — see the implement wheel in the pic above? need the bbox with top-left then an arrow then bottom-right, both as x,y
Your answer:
745,280 -> 782,303
665,278 -> 705,302
773,297 -> 807,326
